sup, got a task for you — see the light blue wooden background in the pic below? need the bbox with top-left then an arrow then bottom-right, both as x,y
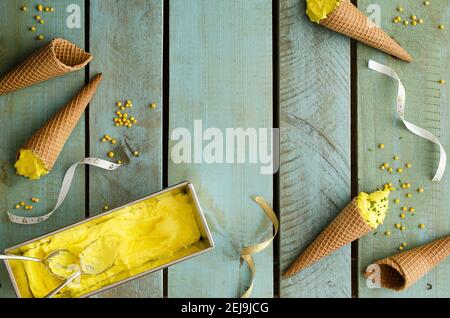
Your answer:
0,0 -> 448,298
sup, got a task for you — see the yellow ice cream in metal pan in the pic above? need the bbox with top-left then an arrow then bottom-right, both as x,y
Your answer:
5,185 -> 212,298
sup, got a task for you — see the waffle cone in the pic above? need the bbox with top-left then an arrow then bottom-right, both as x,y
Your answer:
0,38 -> 92,95
366,236 -> 450,291
319,0 -> 412,62
284,198 -> 372,277
20,74 -> 103,171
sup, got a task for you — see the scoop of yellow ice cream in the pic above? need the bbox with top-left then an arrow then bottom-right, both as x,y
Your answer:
356,189 -> 390,229
14,149 -> 49,180
46,251 -> 80,279
306,0 -> 339,23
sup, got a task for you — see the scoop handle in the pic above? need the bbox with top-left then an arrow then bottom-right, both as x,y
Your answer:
0,254 -> 42,262
45,271 -> 81,298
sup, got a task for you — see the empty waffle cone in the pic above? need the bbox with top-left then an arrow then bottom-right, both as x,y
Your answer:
19,74 -> 103,174
319,0 -> 412,62
0,38 -> 92,95
366,236 -> 450,291
284,198 -> 373,277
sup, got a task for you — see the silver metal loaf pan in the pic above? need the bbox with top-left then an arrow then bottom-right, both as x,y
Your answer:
4,182 -> 214,298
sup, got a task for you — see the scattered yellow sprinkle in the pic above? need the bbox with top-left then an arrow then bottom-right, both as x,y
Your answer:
406,193 -> 412,198
399,246 -> 404,251
378,143 -> 385,149
397,6 -> 403,12
406,183 -> 411,188
126,100 -> 132,104
405,163 -> 412,168
397,168 -> 403,173
20,201 -> 25,206
108,151 -> 115,158
418,187 -> 424,193
424,1 -> 430,5
401,183 -> 407,189
21,6 -> 27,11
388,167 -> 393,173
394,199 -> 400,204
419,223 -> 425,229
401,206 -> 407,212
400,213 -> 406,219
103,205 -> 109,211
117,160 -> 122,164
37,35 -> 44,40
111,139 -> 117,145
115,123 -> 120,127
418,18 -> 424,24
393,155 -> 399,160
15,204 -> 21,209
411,15 -> 417,20
45,7 -> 50,12
37,4 -> 43,11
439,79 -> 446,84
401,226 -> 406,231
438,24 -> 444,30
409,207 -> 415,213
29,26 -> 36,32
412,20 -> 417,26
385,231 -> 391,236
101,138 -> 107,142
393,18 -> 399,24
133,151 -> 139,157
394,223 -> 401,229
39,19 -> 45,24
50,7 -> 54,12
402,242 -> 407,247
117,102 -> 122,107
35,15 -> 41,20
383,163 -> 389,168
120,106 -> 125,111
404,21 -> 409,25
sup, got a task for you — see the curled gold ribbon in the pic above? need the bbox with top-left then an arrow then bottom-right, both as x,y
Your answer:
240,196 -> 279,298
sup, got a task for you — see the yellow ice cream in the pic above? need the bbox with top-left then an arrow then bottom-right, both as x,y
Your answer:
356,189 -> 390,229
8,191 -> 206,298
306,0 -> 339,23
14,149 -> 49,180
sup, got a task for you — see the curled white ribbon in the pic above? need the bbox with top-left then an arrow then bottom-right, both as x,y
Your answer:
368,60 -> 447,182
7,158 -> 121,225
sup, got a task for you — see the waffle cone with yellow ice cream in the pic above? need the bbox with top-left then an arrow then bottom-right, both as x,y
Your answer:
306,0 -> 412,62
284,189 -> 389,277
14,74 -> 103,180
365,236 -> 450,291
0,38 -> 92,95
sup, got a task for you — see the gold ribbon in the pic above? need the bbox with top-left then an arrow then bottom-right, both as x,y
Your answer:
240,196 -> 279,298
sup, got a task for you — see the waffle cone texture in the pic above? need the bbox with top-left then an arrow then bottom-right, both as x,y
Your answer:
284,198 -> 372,277
20,74 -> 103,171
366,236 -> 450,291
0,38 -> 92,95
319,0 -> 412,62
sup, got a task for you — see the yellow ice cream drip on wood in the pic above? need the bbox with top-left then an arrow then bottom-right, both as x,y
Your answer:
8,192 -> 205,298
356,189 -> 390,229
306,0 -> 340,23
14,149 -> 49,180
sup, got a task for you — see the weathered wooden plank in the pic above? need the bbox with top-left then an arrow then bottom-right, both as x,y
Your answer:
279,0 -> 351,298
357,0 -> 450,297
0,0 -> 86,297
168,0 -> 273,297
88,0 -> 163,298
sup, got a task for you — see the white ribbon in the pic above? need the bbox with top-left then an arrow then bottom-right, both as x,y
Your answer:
368,60 -> 446,182
7,158 -> 121,225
